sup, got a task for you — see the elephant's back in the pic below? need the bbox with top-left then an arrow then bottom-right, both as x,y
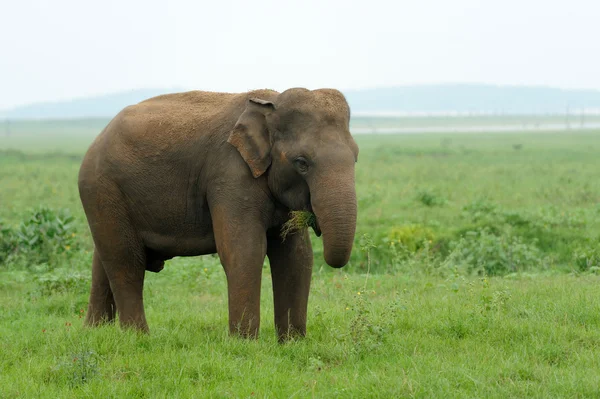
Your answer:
138,90 -> 241,120
79,88 -> 279,184
124,91 -> 241,140
116,89 -> 278,143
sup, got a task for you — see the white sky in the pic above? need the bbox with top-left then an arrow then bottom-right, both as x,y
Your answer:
1,0 -> 599,109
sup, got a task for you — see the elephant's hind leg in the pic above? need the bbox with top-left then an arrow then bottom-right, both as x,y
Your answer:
85,248 -> 116,326
85,185 -> 149,333
96,226 -> 149,333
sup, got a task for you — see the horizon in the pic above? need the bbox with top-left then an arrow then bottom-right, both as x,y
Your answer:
3,83 -> 600,114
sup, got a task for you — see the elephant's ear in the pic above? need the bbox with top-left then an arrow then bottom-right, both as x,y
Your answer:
228,98 -> 275,178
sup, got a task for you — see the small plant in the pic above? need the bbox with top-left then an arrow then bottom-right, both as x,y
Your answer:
36,269 -> 88,296
348,291 -> 386,357
348,236 -> 388,357
479,277 -> 512,313
307,356 -> 325,372
280,211 -> 317,241
573,246 -> 600,272
0,220 -> 17,264
416,189 -> 447,207
50,351 -> 99,387
359,234 -> 376,288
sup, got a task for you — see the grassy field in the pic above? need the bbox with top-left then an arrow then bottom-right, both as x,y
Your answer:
1,120 -> 600,397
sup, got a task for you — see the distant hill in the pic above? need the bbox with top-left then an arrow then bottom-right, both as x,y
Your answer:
2,84 -> 600,119
0,89 -> 179,120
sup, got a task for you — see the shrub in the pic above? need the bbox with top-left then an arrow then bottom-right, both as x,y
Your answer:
416,189 -> 447,207
388,224 -> 435,253
445,228 -> 543,276
0,207 -> 79,268
573,246 -> 600,272
0,220 -> 18,264
462,199 -> 498,222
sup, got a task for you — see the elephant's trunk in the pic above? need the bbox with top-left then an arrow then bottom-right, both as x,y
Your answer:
310,173 -> 357,268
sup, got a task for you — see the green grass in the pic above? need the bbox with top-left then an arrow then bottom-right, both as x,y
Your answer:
1,119 -> 600,397
2,265 -> 600,397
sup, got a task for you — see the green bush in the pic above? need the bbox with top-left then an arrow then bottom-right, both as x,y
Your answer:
573,246 -> 600,272
0,207 -> 79,268
0,220 -> 17,264
462,199 -> 498,220
388,224 -> 435,253
416,189 -> 447,207
445,228 -> 543,276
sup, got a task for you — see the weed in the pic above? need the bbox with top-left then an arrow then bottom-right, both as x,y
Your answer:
348,291 -> 387,358
0,220 -> 17,264
347,237 -> 392,357
49,351 -> 99,387
416,189 -> 447,207
359,233 -> 376,288
35,269 -> 88,296
479,277 -> 512,313
573,246 -> 600,272
307,356 -> 325,372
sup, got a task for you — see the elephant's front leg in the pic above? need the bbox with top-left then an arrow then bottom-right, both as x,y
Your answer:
267,228 -> 313,342
211,204 -> 267,338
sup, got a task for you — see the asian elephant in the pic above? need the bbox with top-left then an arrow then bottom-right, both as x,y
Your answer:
78,88 -> 359,341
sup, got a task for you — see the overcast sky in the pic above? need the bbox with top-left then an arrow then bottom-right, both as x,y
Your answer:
1,0 -> 599,109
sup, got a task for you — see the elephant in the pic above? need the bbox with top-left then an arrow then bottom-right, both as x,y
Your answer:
78,87 -> 359,341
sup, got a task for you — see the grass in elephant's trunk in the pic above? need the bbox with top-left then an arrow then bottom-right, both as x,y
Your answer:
280,211 -> 318,241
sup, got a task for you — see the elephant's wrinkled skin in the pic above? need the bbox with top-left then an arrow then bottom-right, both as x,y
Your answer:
78,88 -> 359,340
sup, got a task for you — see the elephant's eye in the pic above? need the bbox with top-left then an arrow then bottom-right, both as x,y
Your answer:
294,157 -> 309,174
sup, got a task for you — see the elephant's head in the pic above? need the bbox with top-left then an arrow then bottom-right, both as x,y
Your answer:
228,88 -> 359,268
